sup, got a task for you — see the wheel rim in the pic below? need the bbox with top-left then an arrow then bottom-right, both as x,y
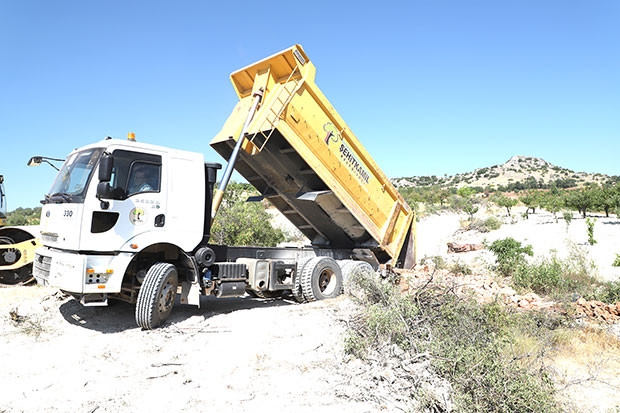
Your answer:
158,278 -> 176,315
318,268 -> 337,295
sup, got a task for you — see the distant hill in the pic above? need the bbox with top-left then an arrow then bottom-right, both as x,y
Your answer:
393,155 -> 613,190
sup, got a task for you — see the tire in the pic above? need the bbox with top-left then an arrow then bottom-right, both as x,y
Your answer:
135,262 -> 178,330
345,261 -> 375,279
250,290 -> 284,299
300,257 -> 343,302
337,260 -> 355,294
293,256 -> 314,303
0,236 -> 32,285
245,289 -> 260,298
0,265 -> 33,285
341,261 -> 375,299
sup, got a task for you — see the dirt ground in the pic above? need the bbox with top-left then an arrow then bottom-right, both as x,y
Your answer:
2,208 -> 620,412
1,288 -> 374,413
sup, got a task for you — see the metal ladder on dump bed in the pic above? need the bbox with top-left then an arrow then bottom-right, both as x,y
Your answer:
249,66 -> 304,152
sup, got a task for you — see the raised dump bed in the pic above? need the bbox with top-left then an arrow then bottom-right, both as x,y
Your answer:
211,44 -> 415,267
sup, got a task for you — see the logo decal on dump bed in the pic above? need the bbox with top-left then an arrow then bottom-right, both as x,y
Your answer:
323,122 -> 370,184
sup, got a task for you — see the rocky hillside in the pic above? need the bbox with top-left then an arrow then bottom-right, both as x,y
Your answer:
393,155 -> 612,190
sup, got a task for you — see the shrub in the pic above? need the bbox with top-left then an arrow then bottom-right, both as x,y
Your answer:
512,257 -> 565,295
420,256 -> 447,270
511,243 -> 604,302
586,217 -> 597,245
468,216 -> 502,233
562,212 -> 573,231
344,272 -> 419,356
449,262 -> 472,276
210,182 -> 286,246
345,272 -> 561,412
512,255 -> 594,298
429,298 -> 560,412
597,281 -> 620,304
487,238 -> 534,276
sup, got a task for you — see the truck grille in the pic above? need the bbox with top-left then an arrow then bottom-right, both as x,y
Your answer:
33,252 -> 51,286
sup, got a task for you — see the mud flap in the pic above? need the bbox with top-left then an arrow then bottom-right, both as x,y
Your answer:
180,281 -> 201,307
396,220 -> 417,270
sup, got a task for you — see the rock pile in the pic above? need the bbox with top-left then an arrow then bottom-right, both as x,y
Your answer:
399,267 -> 620,326
574,297 -> 620,323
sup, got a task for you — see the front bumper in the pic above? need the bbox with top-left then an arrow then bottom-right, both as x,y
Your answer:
33,246 -> 133,294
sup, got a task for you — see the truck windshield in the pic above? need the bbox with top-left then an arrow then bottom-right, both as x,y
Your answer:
45,148 -> 103,204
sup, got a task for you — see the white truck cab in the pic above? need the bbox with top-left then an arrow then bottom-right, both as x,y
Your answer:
34,138 -> 221,319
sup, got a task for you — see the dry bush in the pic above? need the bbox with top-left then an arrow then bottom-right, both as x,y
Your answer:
344,269 -> 562,412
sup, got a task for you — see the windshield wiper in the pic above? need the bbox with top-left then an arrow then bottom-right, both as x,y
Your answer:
49,192 -> 73,203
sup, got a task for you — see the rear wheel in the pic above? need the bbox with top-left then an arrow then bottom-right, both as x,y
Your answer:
250,290 -> 284,299
293,256 -> 314,303
341,260 -> 375,298
300,257 -> 342,302
338,260 -> 356,294
135,262 -> 178,330
343,260 -> 375,279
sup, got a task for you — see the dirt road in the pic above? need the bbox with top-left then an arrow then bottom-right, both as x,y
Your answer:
1,287 -> 378,413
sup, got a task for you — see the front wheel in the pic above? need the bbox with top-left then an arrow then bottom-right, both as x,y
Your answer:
135,262 -> 178,330
300,257 -> 343,302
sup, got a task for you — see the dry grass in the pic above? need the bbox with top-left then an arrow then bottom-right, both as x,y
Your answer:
549,326 -> 620,411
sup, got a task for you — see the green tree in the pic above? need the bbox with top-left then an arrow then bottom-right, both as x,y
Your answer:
6,207 -> 41,226
398,186 -> 428,207
492,194 -> 518,217
519,190 -> 541,216
564,188 -> 596,218
593,184 -> 620,218
540,191 -> 564,223
463,200 -> 479,221
210,182 -> 286,247
457,186 -> 476,198
437,187 -> 451,206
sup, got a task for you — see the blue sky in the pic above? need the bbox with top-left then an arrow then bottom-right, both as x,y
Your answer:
1,1 -> 618,209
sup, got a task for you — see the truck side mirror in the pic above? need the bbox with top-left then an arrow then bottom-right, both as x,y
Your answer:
27,156 -> 63,171
97,182 -> 113,199
27,156 -> 43,167
98,153 -> 113,182
96,182 -> 112,209
97,154 -> 115,209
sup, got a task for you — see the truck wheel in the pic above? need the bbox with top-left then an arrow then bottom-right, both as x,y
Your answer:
341,261 -> 375,299
135,262 -> 178,330
300,257 -> 342,302
343,261 -> 375,279
293,256 -> 314,303
249,289 -> 284,299
337,260 -> 356,294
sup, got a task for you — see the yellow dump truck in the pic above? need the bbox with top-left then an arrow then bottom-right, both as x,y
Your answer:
32,44 -> 416,329
211,44 -> 416,268
0,175 -> 41,284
